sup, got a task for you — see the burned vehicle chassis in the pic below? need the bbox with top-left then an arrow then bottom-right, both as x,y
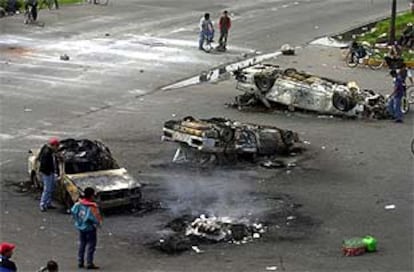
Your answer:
232,64 -> 399,119
162,116 -> 301,164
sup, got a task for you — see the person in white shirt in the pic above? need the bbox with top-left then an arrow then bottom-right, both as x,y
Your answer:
198,13 -> 214,50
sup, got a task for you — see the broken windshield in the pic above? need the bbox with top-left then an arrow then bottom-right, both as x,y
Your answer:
58,139 -> 119,174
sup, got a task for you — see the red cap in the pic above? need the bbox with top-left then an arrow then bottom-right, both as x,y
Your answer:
48,137 -> 60,146
0,242 -> 15,254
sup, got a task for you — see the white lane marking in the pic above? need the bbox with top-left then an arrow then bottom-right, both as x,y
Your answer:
161,51 -> 283,91
0,134 -> 14,140
0,159 -> 14,166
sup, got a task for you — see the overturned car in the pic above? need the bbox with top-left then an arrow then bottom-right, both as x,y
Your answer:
232,64 -> 407,119
28,139 -> 142,209
162,116 -> 301,164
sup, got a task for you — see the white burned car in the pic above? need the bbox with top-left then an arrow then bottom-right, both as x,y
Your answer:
28,139 -> 142,209
233,64 -> 404,119
162,116 -> 301,164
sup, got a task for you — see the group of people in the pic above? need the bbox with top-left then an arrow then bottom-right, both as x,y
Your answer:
2,138 -> 103,271
198,10 -> 232,51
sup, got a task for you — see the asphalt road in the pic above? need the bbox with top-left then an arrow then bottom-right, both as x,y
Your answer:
0,0 -> 413,271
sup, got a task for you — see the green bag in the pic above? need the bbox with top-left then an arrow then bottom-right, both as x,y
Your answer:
362,235 -> 377,252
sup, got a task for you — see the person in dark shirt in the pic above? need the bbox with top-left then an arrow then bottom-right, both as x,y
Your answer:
39,137 -> 60,212
0,242 -> 17,272
388,70 -> 405,123
218,10 -> 232,51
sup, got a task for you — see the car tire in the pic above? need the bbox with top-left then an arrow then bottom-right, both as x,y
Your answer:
333,92 -> 354,112
254,75 -> 275,92
281,130 -> 295,146
219,127 -> 234,143
31,172 -> 42,189
284,68 -> 297,77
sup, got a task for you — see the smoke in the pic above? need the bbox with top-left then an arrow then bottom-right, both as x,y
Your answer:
159,168 -> 271,220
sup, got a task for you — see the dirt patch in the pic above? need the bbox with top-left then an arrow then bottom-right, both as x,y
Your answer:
0,46 -> 33,57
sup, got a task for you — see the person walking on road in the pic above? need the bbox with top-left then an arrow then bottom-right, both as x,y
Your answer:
39,137 -> 60,212
199,13 -> 214,51
0,242 -> 17,272
71,187 -> 102,270
388,69 -> 405,123
218,10 -> 231,51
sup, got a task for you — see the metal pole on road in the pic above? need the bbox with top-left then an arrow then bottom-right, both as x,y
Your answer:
389,0 -> 397,44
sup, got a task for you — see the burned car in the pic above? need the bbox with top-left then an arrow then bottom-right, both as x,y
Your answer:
28,139 -> 141,209
162,116 -> 301,164
233,64 -> 403,119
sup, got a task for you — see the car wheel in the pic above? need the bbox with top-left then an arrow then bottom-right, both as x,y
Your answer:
333,92 -> 354,112
219,127 -> 234,143
284,68 -> 297,77
31,172 -> 42,189
254,75 -> 275,92
281,130 -> 295,146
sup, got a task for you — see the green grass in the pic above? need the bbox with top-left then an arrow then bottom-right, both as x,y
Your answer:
0,0 -> 82,10
358,11 -> 414,44
357,11 -> 414,62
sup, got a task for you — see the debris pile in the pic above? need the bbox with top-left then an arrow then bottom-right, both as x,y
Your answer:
154,214 -> 266,254
186,214 -> 265,243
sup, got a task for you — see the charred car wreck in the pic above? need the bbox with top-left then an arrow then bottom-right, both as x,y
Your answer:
28,139 -> 141,209
162,116 -> 301,164
232,64 -> 404,119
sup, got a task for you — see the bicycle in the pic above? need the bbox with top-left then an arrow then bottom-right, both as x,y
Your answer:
84,0 -> 108,5
345,44 -> 384,70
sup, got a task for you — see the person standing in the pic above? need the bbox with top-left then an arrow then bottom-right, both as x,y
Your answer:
24,0 -> 38,21
199,13 -> 214,51
71,187 -> 102,270
218,10 -> 232,51
39,137 -> 60,212
0,242 -> 17,272
388,69 -> 405,123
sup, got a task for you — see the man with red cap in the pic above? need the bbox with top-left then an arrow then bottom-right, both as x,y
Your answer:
39,137 -> 60,212
0,242 -> 17,272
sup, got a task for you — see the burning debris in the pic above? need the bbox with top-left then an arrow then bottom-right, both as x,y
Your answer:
162,116 -> 303,165
232,64 -> 403,119
154,214 -> 266,254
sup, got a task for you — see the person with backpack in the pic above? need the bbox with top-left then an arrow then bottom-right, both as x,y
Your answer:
71,187 -> 102,270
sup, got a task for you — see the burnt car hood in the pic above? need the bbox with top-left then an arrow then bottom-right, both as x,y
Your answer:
66,168 -> 141,192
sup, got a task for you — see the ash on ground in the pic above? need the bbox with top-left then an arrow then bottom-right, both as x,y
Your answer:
150,193 -> 315,254
153,214 -> 266,254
